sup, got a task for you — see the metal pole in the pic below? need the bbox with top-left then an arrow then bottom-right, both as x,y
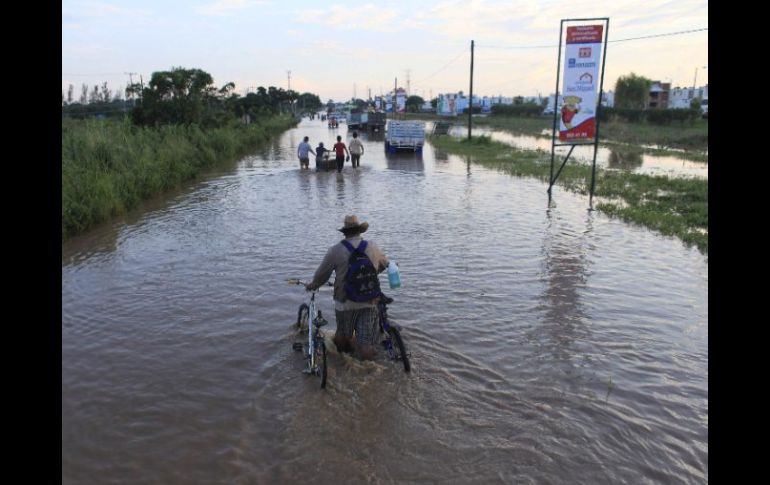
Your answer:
468,40 -> 474,140
395,77 -> 398,117
589,18 -> 610,210
548,22 -> 565,205
692,67 -> 698,94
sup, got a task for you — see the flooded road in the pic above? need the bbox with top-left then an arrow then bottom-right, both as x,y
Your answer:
62,118 -> 708,484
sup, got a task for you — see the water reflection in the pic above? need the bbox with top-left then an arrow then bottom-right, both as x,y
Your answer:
295,170 -> 311,198
433,148 -> 450,162
608,146 -> 643,170
335,171 -> 345,199
360,130 -> 385,142
533,210 -> 594,386
385,151 -> 424,172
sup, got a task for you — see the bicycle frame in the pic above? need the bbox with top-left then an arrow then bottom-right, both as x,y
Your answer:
377,297 -> 399,360
296,291 -> 316,371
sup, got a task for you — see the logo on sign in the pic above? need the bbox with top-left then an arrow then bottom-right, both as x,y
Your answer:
579,47 -> 591,58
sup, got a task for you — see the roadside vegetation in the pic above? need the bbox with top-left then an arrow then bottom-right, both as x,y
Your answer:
62,66 -> 321,240
406,112 -> 708,155
429,135 -> 708,254
62,115 -> 296,240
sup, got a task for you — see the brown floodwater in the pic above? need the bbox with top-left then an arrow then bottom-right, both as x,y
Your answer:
62,118 -> 708,484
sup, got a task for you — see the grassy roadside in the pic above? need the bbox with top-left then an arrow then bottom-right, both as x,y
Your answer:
403,112 -> 709,154
62,115 -> 297,240
429,135 -> 708,254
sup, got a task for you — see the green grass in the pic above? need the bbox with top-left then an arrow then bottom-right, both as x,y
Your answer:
404,112 -> 708,155
62,115 -> 297,240
430,134 -> 708,254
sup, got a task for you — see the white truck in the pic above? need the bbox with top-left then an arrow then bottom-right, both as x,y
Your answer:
385,120 -> 425,153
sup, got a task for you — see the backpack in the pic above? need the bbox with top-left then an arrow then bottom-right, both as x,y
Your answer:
340,240 -> 382,302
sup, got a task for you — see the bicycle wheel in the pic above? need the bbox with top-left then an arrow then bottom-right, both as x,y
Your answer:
387,326 -> 410,373
297,304 -> 309,330
315,339 -> 327,388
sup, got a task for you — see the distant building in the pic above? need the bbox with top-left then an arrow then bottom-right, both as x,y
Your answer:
648,81 -> 671,109
669,84 -> 708,109
601,90 -> 614,107
436,92 -> 505,115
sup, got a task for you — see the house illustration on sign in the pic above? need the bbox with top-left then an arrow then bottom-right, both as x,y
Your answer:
579,73 -> 593,83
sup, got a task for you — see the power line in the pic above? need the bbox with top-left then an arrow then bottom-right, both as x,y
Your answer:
413,49 -> 467,85
62,72 -> 126,76
477,27 -> 707,49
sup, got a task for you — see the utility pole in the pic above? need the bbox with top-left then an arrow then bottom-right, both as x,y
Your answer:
287,71 -> 294,115
406,69 -> 411,96
692,66 -> 707,98
468,39 -> 474,140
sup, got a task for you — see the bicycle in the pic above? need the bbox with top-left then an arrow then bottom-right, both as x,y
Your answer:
377,294 -> 410,373
288,279 -> 329,389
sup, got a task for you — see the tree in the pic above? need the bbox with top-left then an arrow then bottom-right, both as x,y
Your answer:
297,92 -> 322,112
689,97 -> 702,111
131,67 -> 227,126
406,95 -> 425,112
89,85 -> 100,104
614,73 -> 652,110
80,84 -> 88,104
100,82 -> 111,103
350,98 -> 368,110
67,84 -> 74,104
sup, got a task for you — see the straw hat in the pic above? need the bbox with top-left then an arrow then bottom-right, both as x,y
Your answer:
338,215 -> 369,233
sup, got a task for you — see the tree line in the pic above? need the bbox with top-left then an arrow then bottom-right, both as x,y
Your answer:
62,67 -> 324,127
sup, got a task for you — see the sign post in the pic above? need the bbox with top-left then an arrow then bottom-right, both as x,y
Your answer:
547,18 -> 609,209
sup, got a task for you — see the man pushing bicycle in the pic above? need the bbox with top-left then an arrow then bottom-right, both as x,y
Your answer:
305,215 -> 390,360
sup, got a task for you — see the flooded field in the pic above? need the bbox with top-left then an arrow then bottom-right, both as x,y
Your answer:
445,124 -> 708,179
62,118 -> 708,483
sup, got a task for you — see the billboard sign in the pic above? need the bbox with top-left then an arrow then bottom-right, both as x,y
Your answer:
560,25 -> 603,141
396,92 -> 406,113
436,93 -> 458,116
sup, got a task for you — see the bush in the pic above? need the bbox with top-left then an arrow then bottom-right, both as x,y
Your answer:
490,104 -> 543,117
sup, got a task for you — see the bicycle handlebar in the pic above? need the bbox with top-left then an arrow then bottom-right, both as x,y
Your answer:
287,278 -> 334,290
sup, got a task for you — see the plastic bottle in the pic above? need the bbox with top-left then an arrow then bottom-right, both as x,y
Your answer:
387,261 -> 401,289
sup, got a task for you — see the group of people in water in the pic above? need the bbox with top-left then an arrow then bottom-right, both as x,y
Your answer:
297,132 -> 365,173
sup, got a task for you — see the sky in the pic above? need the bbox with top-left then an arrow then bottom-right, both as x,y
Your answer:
62,0 -> 708,103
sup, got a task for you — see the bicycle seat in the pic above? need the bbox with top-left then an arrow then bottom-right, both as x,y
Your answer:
381,295 -> 394,305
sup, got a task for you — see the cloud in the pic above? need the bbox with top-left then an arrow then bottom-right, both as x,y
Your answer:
296,4 -> 411,32
64,1 -> 153,19
195,0 -> 271,16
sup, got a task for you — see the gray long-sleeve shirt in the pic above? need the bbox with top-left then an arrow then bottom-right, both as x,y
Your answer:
309,235 -> 389,310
